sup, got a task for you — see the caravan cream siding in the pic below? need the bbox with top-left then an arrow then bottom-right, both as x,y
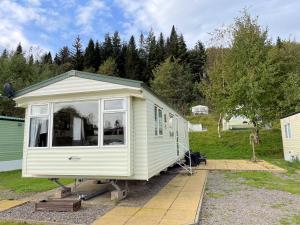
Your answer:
144,92 -> 189,179
17,76 -> 139,98
280,113 -> 300,161
131,98 -> 148,179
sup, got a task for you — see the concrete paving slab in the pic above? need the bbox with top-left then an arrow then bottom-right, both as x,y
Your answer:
195,160 -> 286,172
0,200 -> 27,212
91,170 -> 208,225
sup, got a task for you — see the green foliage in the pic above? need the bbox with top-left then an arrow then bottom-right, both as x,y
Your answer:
97,57 -> 117,76
205,11 -> 300,122
151,58 -> 195,113
0,170 -> 72,193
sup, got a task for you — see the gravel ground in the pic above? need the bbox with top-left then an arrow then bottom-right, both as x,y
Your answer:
199,171 -> 300,225
0,189 -> 32,201
0,171 -> 176,225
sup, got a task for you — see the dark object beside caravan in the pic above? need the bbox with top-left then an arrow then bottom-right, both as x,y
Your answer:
185,151 -> 207,166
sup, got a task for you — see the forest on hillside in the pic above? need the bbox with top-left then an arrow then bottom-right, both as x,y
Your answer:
0,11 -> 299,126
0,25 -> 206,117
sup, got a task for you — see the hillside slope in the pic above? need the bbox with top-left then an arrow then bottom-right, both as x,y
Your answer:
188,114 -> 283,159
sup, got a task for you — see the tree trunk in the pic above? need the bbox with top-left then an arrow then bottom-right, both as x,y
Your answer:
250,121 -> 260,162
217,113 -> 222,138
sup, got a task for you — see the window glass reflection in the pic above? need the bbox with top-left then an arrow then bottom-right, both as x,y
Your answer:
103,112 -> 125,145
52,101 -> 98,146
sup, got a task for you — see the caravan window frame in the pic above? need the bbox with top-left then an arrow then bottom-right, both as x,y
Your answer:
27,104 -> 50,149
101,98 -> 127,147
284,123 -> 292,139
27,97 -> 128,150
51,100 -> 100,148
154,105 -> 163,137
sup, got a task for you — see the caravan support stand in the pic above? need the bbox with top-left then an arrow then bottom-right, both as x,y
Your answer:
110,180 -> 128,201
50,178 -> 72,198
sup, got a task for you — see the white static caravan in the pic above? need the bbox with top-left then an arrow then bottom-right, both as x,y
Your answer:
280,111 -> 300,161
14,70 -> 189,181
222,115 -> 253,131
191,105 -> 208,115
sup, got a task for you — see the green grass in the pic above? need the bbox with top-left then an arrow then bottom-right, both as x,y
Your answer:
0,170 -> 73,193
206,192 -> 225,199
188,114 -> 283,159
0,221 -> 43,225
280,215 -> 300,225
271,203 -> 286,209
226,171 -> 300,195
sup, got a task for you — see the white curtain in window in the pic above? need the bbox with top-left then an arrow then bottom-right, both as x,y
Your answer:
73,117 -> 82,141
29,118 -> 41,147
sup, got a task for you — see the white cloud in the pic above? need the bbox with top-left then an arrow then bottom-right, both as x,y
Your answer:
115,0 -> 300,47
76,0 -> 110,33
0,0 -> 53,54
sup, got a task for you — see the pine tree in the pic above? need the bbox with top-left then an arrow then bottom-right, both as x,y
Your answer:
54,53 -> 60,65
15,43 -> 23,55
84,39 -> 95,71
125,36 -> 140,80
58,46 -> 71,64
41,51 -> 53,64
93,41 -> 101,71
112,32 -> 121,58
156,33 -> 165,62
188,41 -> 206,82
112,32 -> 122,76
177,34 -> 187,61
103,33 -> 113,60
47,52 -> 53,64
28,54 -> 34,65
71,36 -> 84,70
166,25 -> 179,58
118,43 -> 127,77
1,49 -> 8,59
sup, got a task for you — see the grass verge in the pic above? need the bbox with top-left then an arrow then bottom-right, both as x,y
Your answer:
226,169 -> 300,195
0,221 -> 43,225
0,170 -> 73,193
280,215 -> 300,225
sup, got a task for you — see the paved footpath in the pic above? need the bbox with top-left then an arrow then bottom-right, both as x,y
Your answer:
92,170 -> 208,225
195,160 -> 286,173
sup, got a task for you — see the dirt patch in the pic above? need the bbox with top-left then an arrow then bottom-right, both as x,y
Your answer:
199,171 -> 300,225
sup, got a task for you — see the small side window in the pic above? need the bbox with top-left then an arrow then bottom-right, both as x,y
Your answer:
154,106 -> 158,136
284,123 -> 292,139
158,108 -> 163,135
154,105 -> 163,136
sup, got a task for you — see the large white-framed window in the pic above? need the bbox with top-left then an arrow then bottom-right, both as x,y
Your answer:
102,98 -> 127,146
28,98 -> 129,149
28,104 -> 49,148
284,123 -> 292,139
154,105 -> 163,136
51,100 -> 99,147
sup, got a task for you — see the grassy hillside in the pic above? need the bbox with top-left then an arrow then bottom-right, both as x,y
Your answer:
188,114 -> 283,160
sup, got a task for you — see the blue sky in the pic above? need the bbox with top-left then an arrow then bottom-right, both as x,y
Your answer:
0,0 -> 299,56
